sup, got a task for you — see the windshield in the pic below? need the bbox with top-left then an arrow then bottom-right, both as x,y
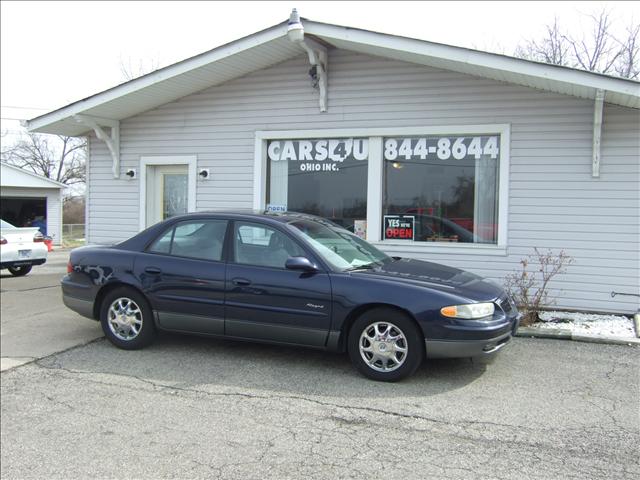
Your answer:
289,219 -> 390,271
1,220 -> 16,229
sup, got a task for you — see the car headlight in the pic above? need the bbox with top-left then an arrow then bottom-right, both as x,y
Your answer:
440,303 -> 495,319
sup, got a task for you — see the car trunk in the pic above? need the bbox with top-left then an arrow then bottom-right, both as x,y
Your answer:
2,227 -> 40,244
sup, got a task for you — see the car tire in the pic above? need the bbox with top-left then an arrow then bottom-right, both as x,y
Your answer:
348,308 -> 424,382
8,265 -> 32,276
100,287 -> 156,350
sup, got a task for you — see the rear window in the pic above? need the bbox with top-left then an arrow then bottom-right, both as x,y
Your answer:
1,220 -> 16,229
148,220 -> 228,261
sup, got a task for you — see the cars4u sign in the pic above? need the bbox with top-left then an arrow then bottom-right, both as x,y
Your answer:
267,138 -> 368,172
383,215 -> 415,240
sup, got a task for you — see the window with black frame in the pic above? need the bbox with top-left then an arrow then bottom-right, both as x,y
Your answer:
382,135 -> 500,244
267,138 -> 368,234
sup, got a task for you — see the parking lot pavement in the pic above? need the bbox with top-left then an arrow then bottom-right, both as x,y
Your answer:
1,332 -> 638,479
1,249 -> 638,478
0,249 -> 103,371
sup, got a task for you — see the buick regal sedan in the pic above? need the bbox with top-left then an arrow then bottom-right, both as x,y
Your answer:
62,212 -> 520,381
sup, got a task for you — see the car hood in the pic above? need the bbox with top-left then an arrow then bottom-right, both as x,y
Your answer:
349,257 -> 504,302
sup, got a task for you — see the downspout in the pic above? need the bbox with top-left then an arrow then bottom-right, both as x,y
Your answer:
592,89 -> 605,178
287,9 -> 328,112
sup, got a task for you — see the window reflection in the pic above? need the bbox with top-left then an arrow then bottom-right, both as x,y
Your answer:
163,174 -> 188,220
267,139 -> 368,231
383,136 -> 499,244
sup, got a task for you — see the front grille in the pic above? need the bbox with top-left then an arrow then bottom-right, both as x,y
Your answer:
498,294 -> 514,314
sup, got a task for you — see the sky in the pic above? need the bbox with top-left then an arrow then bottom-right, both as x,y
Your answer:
1,0 -> 637,135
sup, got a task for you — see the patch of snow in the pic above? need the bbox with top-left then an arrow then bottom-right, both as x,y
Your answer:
533,311 -> 636,338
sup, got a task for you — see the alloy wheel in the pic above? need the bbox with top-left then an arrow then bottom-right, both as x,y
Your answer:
359,321 -> 408,372
107,297 -> 143,341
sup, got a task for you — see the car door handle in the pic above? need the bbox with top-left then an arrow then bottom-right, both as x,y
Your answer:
144,266 -> 162,275
232,277 -> 251,286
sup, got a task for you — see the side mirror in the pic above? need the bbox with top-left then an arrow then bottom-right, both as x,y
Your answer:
285,256 -> 318,272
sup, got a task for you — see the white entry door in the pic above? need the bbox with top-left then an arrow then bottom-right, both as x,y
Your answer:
146,165 -> 189,227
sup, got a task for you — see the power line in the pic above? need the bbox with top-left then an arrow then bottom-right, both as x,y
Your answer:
0,105 -> 49,111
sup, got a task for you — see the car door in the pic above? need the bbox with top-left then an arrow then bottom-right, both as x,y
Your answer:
134,218 -> 228,335
225,220 -> 332,347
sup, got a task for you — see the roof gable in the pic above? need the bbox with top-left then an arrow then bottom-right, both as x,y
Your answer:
1,162 -> 67,189
26,16 -> 640,137
307,21 -> 639,109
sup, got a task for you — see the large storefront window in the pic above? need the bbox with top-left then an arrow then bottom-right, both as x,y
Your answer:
383,135 -> 499,244
267,138 -> 368,231
259,129 -> 505,247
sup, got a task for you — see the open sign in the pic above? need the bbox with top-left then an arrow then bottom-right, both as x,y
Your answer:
383,215 -> 415,241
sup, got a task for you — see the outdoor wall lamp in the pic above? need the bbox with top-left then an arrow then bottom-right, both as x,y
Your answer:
287,9 -> 304,42
125,168 -> 137,179
198,168 -> 210,180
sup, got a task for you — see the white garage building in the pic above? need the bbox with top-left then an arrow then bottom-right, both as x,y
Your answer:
24,13 -> 640,313
0,162 -> 65,245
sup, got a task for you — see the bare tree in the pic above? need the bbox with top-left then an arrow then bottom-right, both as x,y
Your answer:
614,23 -> 640,79
63,195 -> 85,224
570,10 -> 621,73
516,9 -> 639,79
1,133 -> 86,185
515,17 -> 572,67
119,54 -> 160,81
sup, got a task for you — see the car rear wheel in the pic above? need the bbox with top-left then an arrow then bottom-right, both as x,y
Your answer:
348,308 -> 424,382
100,287 -> 156,350
8,265 -> 32,276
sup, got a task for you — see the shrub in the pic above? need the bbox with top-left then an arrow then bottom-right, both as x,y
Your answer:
504,248 -> 574,326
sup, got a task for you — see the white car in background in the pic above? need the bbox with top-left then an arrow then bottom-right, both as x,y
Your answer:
0,219 -> 48,276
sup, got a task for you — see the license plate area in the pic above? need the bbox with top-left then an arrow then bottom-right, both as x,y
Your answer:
18,250 -> 32,259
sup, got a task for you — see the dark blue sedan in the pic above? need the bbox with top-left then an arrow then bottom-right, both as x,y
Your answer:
61,211 -> 520,381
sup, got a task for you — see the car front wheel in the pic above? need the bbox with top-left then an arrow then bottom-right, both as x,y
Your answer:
348,308 -> 424,382
100,287 -> 156,350
8,265 -> 32,276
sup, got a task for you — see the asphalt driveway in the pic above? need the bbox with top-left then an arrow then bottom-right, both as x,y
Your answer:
1,251 -> 638,479
0,249 -> 103,371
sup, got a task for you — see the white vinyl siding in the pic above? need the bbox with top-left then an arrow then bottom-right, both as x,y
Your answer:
87,49 -> 640,314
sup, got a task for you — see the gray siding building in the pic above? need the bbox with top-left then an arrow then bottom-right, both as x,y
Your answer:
26,14 -> 640,314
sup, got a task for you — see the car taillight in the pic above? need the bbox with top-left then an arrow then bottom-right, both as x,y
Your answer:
67,262 -> 74,274
34,232 -> 45,242
0,236 -> 6,245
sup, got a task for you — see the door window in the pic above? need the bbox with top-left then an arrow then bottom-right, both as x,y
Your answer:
145,164 -> 189,227
148,220 -> 227,261
233,222 -> 305,269
162,173 -> 188,220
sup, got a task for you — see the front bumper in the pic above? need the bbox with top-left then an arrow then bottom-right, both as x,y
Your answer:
426,330 -> 513,358
425,309 -> 521,359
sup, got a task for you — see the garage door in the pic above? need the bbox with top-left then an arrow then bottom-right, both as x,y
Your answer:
0,197 -> 48,234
